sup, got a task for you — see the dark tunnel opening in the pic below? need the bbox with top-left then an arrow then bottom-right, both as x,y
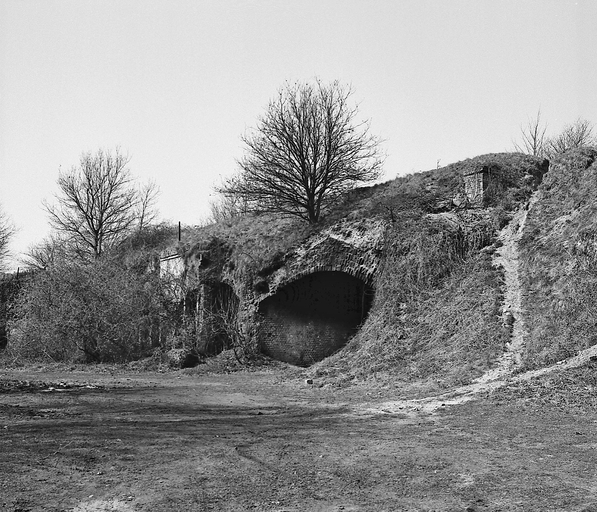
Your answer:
258,271 -> 374,366
185,282 -> 239,356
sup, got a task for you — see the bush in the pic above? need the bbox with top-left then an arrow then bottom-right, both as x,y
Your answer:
7,258 -> 163,363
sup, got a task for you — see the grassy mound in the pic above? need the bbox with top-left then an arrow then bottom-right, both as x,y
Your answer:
173,153 -> 546,390
308,214 -> 508,394
520,147 -> 597,369
303,153 -> 548,392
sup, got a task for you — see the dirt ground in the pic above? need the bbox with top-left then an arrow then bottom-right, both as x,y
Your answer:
1,365 -> 597,512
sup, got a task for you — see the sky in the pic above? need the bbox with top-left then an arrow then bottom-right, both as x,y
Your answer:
1,0 -> 597,269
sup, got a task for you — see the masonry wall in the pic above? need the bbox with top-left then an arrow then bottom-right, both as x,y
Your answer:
258,271 -> 372,366
464,171 -> 486,206
260,218 -> 385,298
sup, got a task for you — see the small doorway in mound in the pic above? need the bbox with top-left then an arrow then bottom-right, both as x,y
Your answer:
184,283 -> 240,355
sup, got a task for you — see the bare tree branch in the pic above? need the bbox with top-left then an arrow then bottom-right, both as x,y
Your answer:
220,80 -> 384,224
0,206 -> 15,272
136,180 -> 160,233
513,109 -> 548,157
44,149 -> 157,258
546,118 -> 597,157
207,191 -> 249,224
22,235 -> 70,271
514,113 -> 597,159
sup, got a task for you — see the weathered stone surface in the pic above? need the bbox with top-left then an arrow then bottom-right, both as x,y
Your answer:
464,168 -> 487,207
261,218 -> 385,298
159,217 -> 386,366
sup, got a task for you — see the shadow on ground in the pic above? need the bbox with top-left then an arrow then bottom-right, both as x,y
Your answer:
1,371 -> 597,512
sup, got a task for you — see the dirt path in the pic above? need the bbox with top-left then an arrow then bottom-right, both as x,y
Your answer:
481,191 -> 540,379
426,197 -> 536,385
362,341 -> 597,416
363,190 -> 597,416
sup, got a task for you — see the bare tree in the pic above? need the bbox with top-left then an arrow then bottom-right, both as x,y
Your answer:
207,191 -> 249,224
136,180 -> 160,232
45,149 -> 158,258
514,109 -> 548,157
22,235 -> 69,271
220,80 -> 384,224
546,118 -> 597,157
0,206 -> 15,272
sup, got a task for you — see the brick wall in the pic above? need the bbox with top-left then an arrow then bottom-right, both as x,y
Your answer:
258,271 -> 373,366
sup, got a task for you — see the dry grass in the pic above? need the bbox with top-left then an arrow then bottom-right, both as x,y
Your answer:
520,147 -> 597,369
309,246 -> 508,395
182,213 -> 310,278
307,209 -> 507,393
182,152 -> 546,275
487,359 -> 597,413
172,153 -> 546,390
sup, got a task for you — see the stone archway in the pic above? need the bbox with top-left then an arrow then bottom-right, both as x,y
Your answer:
258,271 -> 373,366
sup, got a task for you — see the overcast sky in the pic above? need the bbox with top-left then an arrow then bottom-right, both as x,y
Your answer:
1,0 -> 597,268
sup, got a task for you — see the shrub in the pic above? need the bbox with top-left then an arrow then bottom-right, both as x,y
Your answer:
7,258 -> 163,363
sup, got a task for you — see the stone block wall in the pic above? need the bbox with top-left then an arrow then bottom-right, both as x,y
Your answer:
464,169 -> 488,206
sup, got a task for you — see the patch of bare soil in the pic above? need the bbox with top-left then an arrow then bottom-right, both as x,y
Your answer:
478,192 -> 539,382
2,363 -> 597,512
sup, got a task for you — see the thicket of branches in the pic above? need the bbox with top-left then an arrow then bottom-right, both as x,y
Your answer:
514,111 -> 597,158
8,257 -> 163,363
44,148 -> 158,259
2,149 -> 175,363
0,206 -> 14,273
220,80 -> 384,224
9,223 -> 182,363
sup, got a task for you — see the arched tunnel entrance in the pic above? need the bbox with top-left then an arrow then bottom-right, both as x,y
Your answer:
258,271 -> 374,366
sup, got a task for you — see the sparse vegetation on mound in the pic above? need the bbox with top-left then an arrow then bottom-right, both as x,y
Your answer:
182,214 -> 310,279
520,147 -> 597,369
152,152 -> 549,387
306,153 -> 546,391
186,152 -> 546,274
1,150 -> 554,389
309,221 -> 508,393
